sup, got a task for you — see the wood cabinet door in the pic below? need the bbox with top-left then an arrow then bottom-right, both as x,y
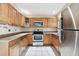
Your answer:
17,13 -> 20,26
48,18 -> 58,28
10,44 -> 19,56
8,4 -> 18,25
0,3 -> 9,24
51,34 -> 59,48
43,34 -> 51,45
15,10 -> 25,26
21,16 -> 25,26
17,13 -> 21,26
1,4 -> 9,17
29,18 -> 48,28
12,7 -> 17,26
0,3 -> 24,26
23,37 -> 28,46
43,18 -> 48,27
15,11 -> 19,26
19,14 -> 23,26
0,42 -> 9,56
19,37 -> 28,47
8,5 -> 14,25
27,34 -> 32,45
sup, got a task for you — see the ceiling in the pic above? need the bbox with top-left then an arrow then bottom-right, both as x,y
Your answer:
11,3 -> 68,17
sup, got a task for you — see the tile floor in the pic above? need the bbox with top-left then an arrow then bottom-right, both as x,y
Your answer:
25,46 -> 55,56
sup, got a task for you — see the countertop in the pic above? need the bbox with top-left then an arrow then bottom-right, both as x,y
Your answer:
24,28 -> 58,32
0,32 -> 58,42
0,30 -> 58,42
44,32 -> 58,36
0,31 -> 30,38
0,33 -> 29,42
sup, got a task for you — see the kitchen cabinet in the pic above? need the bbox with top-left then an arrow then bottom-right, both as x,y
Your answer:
0,3 -> 25,27
50,34 -> 60,48
43,34 -> 60,48
8,4 -> 15,25
11,5 -> 17,26
0,42 -> 9,56
18,13 -> 25,26
8,4 -> 25,26
48,17 -> 58,28
29,17 -> 58,28
0,3 -> 9,24
18,13 -> 21,26
16,12 -> 25,27
19,36 -> 29,55
0,40 -> 20,56
10,44 -> 19,56
9,38 -> 20,56
9,35 -> 30,56
26,34 -> 32,45
43,34 -> 51,45
0,33 -> 30,56
15,11 -> 19,26
24,17 -> 30,27
29,18 -> 48,27
21,16 -> 25,26
16,12 -> 20,26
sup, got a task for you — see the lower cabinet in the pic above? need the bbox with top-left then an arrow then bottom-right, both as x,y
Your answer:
26,34 -> 32,45
19,37 -> 28,55
43,34 -> 51,45
0,42 -> 9,56
10,44 -> 19,56
50,34 -> 60,48
0,34 -> 33,56
19,46 -> 26,55
43,34 -> 60,48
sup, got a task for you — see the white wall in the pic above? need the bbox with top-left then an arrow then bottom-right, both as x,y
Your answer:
0,24 -> 23,35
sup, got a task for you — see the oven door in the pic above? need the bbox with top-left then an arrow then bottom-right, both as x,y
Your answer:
33,34 -> 43,41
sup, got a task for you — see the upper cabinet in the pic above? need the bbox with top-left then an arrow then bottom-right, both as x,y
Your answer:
29,17 -> 58,28
0,3 -> 9,24
29,18 -> 48,28
17,13 -> 25,26
48,17 -> 58,28
8,4 -> 15,25
0,3 -> 25,27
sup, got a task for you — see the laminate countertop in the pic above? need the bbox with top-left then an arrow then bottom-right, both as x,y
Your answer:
0,33 -> 29,42
44,32 -> 58,36
0,31 -> 58,42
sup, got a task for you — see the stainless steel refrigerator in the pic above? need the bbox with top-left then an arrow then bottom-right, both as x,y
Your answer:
60,3 -> 79,56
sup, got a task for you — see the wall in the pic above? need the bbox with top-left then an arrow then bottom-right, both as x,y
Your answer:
0,24 -> 23,35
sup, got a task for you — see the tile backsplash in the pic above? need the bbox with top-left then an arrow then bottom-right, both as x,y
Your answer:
0,24 -> 23,35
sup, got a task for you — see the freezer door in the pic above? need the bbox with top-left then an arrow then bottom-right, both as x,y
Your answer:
62,4 -> 79,29
70,3 -> 79,29
60,31 -> 76,56
62,8 -> 75,29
